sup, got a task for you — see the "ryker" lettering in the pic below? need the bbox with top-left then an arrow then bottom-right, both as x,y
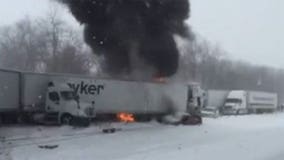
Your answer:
67,81 -> 104,95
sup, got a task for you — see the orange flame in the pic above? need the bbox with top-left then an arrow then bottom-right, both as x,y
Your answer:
117,113 -> 135,123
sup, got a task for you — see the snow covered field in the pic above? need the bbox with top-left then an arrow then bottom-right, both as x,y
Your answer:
1,113 -> 284,160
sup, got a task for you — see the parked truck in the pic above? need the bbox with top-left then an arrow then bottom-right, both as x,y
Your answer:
222,90 -> 278,115
0,69 -> 203,125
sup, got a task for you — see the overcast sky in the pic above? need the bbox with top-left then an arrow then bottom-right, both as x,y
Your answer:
0,0 -> 283,69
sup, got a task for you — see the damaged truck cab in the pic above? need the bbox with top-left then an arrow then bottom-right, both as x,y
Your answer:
44,82 -> 93,125
187,83 -> 204,116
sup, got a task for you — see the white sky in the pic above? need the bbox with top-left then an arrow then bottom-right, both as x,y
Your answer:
0,0 -> 283,69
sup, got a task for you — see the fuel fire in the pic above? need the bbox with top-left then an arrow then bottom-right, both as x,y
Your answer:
117,113 -> 135,123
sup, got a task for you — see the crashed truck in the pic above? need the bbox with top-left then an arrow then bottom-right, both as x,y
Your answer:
0,68 -> 203,125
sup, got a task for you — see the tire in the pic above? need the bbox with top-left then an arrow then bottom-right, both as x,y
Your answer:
60,114 -> 73,125
110,128 -> 116,133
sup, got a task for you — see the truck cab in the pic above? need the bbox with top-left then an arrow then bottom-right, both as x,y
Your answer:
187,83 -> 204,116
45,82 -> 94,125
223,90 -> 248,115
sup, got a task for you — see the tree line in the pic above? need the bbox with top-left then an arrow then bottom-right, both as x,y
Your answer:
0,10 -> 98,74
0,10 -> 283,102
176,36 -> 284,103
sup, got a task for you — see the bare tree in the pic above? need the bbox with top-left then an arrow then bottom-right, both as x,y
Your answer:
0,8 -> 97,74
176,34 -> 284,101
0,17 -> 47,72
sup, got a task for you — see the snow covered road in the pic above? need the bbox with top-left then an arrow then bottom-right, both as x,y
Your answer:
1,113 -> 284,160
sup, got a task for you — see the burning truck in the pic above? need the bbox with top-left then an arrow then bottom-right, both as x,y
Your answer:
0,69 -> 203,126
0,0 -> 202,126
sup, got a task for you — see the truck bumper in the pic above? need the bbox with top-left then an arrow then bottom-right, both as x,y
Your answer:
222,110 -> 238,115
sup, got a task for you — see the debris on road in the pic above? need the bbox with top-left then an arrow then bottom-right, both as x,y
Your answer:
38,145 -> 59,149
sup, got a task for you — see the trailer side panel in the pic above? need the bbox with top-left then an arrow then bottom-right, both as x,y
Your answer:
0,70 -> 20,112
248,91 -> 278,110
21,73 -> 51,112
206,90 -> 229,108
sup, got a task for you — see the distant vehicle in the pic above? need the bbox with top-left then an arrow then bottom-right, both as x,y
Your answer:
222,90 -> 278,115
204,90 -> 229,109
202,90 -> 229,118
201,106 -> 220,118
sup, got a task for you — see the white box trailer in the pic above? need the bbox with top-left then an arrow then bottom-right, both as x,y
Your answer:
21,73 -> 189,115
0,69 -> 20,113
223,90 -> 278,115
247,91 -> 278,113
201,90 -> 229,118
66,78 -> 188,115
205,90 -> 229,109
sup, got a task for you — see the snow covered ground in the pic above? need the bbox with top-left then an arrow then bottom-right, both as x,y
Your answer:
1,113 -> 284,160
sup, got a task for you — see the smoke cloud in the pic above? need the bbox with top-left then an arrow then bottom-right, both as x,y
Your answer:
59,0 -> 191,77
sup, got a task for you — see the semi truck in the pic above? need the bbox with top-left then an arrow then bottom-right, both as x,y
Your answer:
222,90 -> 278,115
0,69 -> 203,125
0,69 -> 94,125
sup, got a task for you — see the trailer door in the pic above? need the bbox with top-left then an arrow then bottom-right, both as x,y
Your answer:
0,70 -> 20,112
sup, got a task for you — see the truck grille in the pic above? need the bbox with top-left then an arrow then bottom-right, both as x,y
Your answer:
224,106 -> 233,109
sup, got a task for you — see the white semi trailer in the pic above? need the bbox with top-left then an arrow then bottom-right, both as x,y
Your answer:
0,69 -> 94,125
222,90 -> 278,115
48,75 -> 203,121
205,90 -> 229,109
201,90 -> 229,118
0,69 -> 203,125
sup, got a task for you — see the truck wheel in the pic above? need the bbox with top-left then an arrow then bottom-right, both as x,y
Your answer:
61,114 -> 73,125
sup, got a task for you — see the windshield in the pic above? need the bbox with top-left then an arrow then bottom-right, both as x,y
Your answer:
203,108 -> 216,111
60,91 -> 76,101
226,98 -> 242,103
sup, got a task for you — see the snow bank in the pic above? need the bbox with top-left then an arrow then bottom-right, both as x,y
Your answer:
1,113 -> 284,160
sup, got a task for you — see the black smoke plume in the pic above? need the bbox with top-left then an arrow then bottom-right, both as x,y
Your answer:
59,0 -> 191,77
